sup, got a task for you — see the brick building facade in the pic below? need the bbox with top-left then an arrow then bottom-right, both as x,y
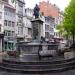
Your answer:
39,1 -> 59,18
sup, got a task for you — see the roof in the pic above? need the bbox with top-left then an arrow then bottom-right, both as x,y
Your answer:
4,3 -> 15,10
0,0 -> 15,10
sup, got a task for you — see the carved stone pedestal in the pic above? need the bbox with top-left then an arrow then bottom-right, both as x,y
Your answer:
31,18 -> 43,41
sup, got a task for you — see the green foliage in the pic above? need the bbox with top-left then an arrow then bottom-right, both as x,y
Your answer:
64,0 -> 75,34
56,23 -> 69,39
57,0 -> 75,42
11,0 -> 16,3
56,23 -> 64,34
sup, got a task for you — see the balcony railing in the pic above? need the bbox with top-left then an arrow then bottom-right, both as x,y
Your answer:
25,35 -> 32,38
16,34 -> 24,39
18,11 -> 23,15
4,36 -> 15,41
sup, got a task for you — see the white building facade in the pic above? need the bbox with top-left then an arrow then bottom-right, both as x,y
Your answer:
41,16 -> 55,40
0,0 -> 16,51
23,8 -> 34,42
9,0 -> 25,43
54,12 -> 63,38
4,2 -> 16,51
15,0 -> 25,42
0,0 -> 26,51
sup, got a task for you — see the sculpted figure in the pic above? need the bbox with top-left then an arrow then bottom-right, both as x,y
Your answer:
33,4 -> 40,18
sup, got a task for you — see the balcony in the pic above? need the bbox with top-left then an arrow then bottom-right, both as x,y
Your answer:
4,36 -> 14,42
25,35 -> 32,39
18,11 -> 23,16
8,37 -> 14,41
16,34 -> 24,39
17,21 -> 24,26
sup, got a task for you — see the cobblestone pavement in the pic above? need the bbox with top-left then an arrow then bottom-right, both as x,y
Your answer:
0,69 -> 75,75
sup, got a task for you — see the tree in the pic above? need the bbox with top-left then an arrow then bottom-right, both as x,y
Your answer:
63,0 -> 75,43
11,0 -> 16,3
56,23 -> 64,37
56,23 -> 69,40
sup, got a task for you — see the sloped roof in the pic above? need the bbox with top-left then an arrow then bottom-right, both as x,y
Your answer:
0,0 -> 15,10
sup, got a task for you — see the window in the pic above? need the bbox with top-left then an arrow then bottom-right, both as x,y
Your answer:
45,32 -> 49,38
11,43 -> 14,50
0,4 -> 2,9
28,28 -> 32,35
12,22 -> 15,27
4,31 -> 12,36
50,27 -> 53,31
0,12 -> 2,19
4,42 -> 7,50
11,31 -> 14,36
4,20 -> 7,26
54,32 -> 56,36
8,31 -> 11,36
4,42 -> 14,51
0,24 -> 1,32
5,11 -> 8,15
18,16 -> 22,23
8,42 -> 12,50
18,26 -> 23,35
4,31 -> 7,36
25,9 -> 27,13
8,21 -> 11,26
45,25 -> 49,30
18,4 -> 23,15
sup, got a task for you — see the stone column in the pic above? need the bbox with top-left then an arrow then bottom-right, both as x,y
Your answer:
31,18 -> 43,41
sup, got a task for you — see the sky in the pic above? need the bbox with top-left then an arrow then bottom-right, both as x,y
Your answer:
25,0 -> 71,11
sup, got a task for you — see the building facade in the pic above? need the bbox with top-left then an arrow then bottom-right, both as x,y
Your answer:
0,0 -> 16,51
39,1 -> 59,18
1,0 -> 24,51
39,1 -> 63,38
54,12 -> 63,38
23,8 -> 34,42
15,0 -> 25,42
0,0 -> 26,51
43,16 -> 55,39
3,1 -> 16,51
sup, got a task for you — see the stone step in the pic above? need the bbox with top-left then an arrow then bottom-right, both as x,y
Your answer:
0,57 -> 75,74
3,53 -> 64,61
1,59 -> 75,70
2,58 -> 75,65
0,64 -> 75,74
